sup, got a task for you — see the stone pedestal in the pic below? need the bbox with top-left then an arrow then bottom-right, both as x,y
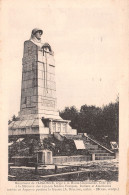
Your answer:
37,150 -> 53,164
9,40 -> 77,140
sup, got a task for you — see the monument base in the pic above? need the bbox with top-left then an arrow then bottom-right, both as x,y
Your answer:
8,113 -> 77,141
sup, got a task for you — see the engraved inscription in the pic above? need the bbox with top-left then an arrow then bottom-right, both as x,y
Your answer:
42,99 -> 55,108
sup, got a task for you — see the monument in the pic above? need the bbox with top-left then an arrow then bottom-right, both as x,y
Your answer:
9,28 -> 77,141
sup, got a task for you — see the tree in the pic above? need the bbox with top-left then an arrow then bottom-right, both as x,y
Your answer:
59,106 -> 79,129
102,101 -> 119,143
8,120 -> 12,125
59,97 -> 119,146
8,114 -> 19,125
12,115 -> 17,121
78,105 -> 102,134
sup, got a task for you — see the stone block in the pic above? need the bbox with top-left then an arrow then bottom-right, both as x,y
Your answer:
46,72 -> 50,81
42,55 -> 46,63
43,88 -> 52,97
38,70 -> 43,79
31,102 -> 38,108
24,41 -> 37,52
21,97 -> 26,104
29,110 -> 35,114
26,96 -> 31,105
22,80 -> 25,89
21,104 -> 26,109
31,127 -> 39,134
32,78 -> 37,87
13,121 -> 21,129
23,52 -> 28,58
49,73 -> 55,82
51,90 -> 56,98
42,89 -> 56,99
26,72 -> 32,80
32,61 -> 37,70
44,72 -> 55,82
38,78 -> 44,88
32,119 -> 39,127
21,90 -> 26,97
47,81 -> 56,90
22,60 -> 26,66
8,121 -> 16,129
38,87 -> 43,96
42,71 -> 45,80
33,87 -> 38,95
26,88 -> 33,97
42,88 -> 46,97
41,99 -> 55,108
40,127 -> 49,134
47,54 -> 55,66
27,109 -> 32,115
47,65 -> 55,74
38,95 -> 42,102
19,110 -> 24,115
27,65 -> 33,72
22,65 -> 27,72
19,120 -> 28,128
23,87 -> 32,96
25,119 -> 34,127
37,50 -> 43,61
37,62 -> 44,71
25,127 -> 31,134
22,72 -> 26,81
24,80 -> 32,88
26,114 -> 38,119
31,95 -> 38,103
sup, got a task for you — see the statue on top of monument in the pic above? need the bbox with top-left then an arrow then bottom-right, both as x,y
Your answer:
30,28 -> 52,53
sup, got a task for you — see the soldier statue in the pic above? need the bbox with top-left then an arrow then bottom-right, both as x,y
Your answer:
30,28 -> 52,53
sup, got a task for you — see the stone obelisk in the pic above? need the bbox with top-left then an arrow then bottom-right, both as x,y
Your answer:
9,28 -> 77,141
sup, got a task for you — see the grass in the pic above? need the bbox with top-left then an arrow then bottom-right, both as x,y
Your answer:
8,159 -> 118,181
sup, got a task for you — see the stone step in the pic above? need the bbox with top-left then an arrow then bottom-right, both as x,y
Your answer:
95,153 -> 114,156
83,138 -> 90,141
86,144 -> 100,148
53,155 -> 91,164
84,143 -> 95,146
85,145 -> 98,149
65,135 -> 83,139
88,150 -> 107,153
95,156 -> 115,160
83,141 -> 91,144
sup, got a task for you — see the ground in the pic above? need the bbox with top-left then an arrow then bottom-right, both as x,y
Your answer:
9,159 -> 118,181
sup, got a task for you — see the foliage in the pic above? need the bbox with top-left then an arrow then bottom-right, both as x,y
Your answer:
59,99 -> 119,145
60,106 -> 79,129
8,115 -> 19,124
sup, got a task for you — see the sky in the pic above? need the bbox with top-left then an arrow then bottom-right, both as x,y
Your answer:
1,0 -> 127,119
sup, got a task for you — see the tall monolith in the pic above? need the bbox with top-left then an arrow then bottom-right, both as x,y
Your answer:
9,28 -> 77,140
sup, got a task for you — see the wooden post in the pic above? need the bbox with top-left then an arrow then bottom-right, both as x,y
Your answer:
91,153 -> 95,161
8,164 -> 10,175
8,163 -> 14,175
35,163 -> 38,174
49,120 -> 53,134
77,166 -> 79,171
87,172 -> 91,180
55,165 -> 57,173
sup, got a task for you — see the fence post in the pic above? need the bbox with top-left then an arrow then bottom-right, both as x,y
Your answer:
55,165 -> 57,173
87,172 -> 91,180
35,163 -> 38,174
8,164 -> 10,175
91,153 -> 95,161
